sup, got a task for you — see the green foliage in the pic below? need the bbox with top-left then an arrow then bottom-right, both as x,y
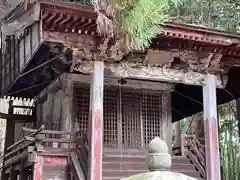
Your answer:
93,0 -> 180,51
170,0 -> 240,32
218,103 -> 240,180
110,0 -> 181,50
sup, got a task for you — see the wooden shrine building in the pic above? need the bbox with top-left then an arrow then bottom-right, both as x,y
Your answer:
1,1 -> 240,180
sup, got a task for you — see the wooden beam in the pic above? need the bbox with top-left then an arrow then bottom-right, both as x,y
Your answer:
0,112 -> 33,121
203,74 -> 221,180
72,61 -> 226,88
64,73 -> 173,91
88,61 -> 104,180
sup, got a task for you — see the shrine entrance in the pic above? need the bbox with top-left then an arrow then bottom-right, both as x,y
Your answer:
73,84 -> 170,149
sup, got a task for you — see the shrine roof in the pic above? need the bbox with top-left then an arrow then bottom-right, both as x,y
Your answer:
3,0 -> 240,48
3,1 -> 240,121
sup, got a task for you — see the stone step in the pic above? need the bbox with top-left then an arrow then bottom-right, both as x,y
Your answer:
103,170 -> 202,178
103,154 -> 191,164
103,177 -> 204,180
103,161 -> 196,171
103,148 -> 147,156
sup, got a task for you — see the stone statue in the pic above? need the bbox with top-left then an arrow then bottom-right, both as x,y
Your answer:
121,137 -> 197,180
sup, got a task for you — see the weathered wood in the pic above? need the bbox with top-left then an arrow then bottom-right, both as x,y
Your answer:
19,160 -> 25,180
5,100 -> 14,153
117,87 -> 123,147
43,31 -> 96,55
4,151 -> 28,167
161,91 -> 173,154
5,142 -> 32,159
203,74 -> 221,180
63,73 -> 173,91
89,61 -> 104,180
7,125 -> 45,151
1,20 -> 42,93
185,150 -> 205,177
70,152 -> 85,180
173,121 -> 181,155
72,61 -> 226,88
37,147 -> 73,156
0,112 -> 33,121
33,156 -> 43,180
40,155 -> 68,180
22,126 -> 68,135
9,165 -> 17,180
61,73 -> 74,148
24,136 -> 72,143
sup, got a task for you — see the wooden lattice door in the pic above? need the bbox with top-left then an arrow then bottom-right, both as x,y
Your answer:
74,86 -> 118,147
141,92 -> 162,147
74,86 -> 163,148
122,91 -> 142,148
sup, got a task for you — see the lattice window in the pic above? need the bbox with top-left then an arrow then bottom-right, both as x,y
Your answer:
122,90 -> 142,148
74,86 -> 118,147
74,85 -> 164,148
74,87 -> 90,134
142,92 -> 162,146
103,88 -> 118,147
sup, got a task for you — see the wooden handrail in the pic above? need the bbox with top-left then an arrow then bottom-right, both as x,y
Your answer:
185,150 -> 205,177
184,135 -> 206,178
7,125 -> 45,151
73,130 -> 89,180
22,126 -> 69,135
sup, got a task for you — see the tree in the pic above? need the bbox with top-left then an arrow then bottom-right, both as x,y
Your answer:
92,0 -> 181,51
170,0 -> 240,32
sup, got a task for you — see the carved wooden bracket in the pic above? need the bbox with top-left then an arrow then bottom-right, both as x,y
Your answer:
144,49 -> 224,73
71,60 -> 227,88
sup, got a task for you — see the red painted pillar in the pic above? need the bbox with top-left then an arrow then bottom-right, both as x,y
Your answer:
203,74 -> 221,180
88,61 -> 104,180
33,156 -> 43,180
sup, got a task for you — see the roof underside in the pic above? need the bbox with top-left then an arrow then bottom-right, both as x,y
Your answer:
3,1 -> 240,122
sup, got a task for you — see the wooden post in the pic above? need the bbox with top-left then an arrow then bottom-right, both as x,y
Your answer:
203,74 -> 221,180
161,90 -> 172,154
173,121 -> 181,155
1,100 -> 14,180
9,165 -> 17,180
5,100 -> 14,151
88,61 -> 104,180
33,156 -> 43,180
19,160 -> 26,180
61,75 -> 74,148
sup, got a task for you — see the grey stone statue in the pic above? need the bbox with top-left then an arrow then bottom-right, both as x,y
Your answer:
121,137 -> 197,180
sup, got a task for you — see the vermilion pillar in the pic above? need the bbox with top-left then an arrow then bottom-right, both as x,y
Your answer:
88,61 -> 104,180
203,74 -> 221,180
